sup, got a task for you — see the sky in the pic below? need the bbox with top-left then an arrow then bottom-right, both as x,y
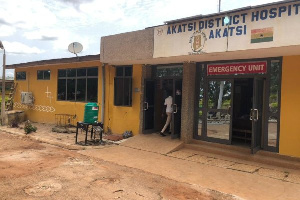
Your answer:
0,0 -> 283,77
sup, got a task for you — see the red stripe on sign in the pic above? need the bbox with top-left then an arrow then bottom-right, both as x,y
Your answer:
92,107 -> 98,110
251,27 -> 273,34
207,61 -> 267,75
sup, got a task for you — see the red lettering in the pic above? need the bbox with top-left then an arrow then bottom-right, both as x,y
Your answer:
207,61 -> 267,75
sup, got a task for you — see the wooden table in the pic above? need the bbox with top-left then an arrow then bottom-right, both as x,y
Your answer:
75,121 -> 103,145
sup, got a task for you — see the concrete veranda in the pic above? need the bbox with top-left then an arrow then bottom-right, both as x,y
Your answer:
1,123 -> 300,199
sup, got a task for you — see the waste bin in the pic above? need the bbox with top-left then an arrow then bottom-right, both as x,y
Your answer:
83,103 -> 99,123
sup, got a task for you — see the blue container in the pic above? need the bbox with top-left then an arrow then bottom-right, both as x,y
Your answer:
83,103 -> 99,123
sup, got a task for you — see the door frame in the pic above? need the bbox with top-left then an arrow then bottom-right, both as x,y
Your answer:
202,78 -> 234,145
251,77 -> 265,154
145,63 -> 184,135
263,59 -> 282,153
150,77 -> 183,136
171,79 -> 183,139
194,57 -> 281,152
142,79 -> 156,133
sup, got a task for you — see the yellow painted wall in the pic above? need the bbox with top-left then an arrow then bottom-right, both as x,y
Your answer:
280,55 -> 300,157
14,60 -> 103,125
104,64 -> 142,135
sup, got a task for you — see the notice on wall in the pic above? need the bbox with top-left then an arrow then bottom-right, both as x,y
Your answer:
207,61 -> 267,75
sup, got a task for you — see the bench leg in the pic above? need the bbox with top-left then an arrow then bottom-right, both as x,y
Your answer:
100,129 -> 103,143
75,122 -> 79,144
85,124 -> 88,145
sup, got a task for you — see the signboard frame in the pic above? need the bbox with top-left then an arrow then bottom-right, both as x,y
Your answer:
207,61 -> 267,75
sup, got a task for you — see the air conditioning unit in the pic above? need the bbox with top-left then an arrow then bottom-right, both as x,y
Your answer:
21,92 -> 34,105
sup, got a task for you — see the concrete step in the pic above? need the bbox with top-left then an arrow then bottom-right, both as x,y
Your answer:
120,134 -> 184,155
184,140 -> 300,170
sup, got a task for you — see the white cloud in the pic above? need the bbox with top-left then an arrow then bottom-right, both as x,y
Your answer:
0,0 -> 57,30
221,0 -> 283,12
23,26 -> 94,54
2,41 -> 45,54
79,1 -> 126,23
23,29 -> 60,40
0,25 -> 16,37
52,33 -> 92,53
0,0 -> 285,64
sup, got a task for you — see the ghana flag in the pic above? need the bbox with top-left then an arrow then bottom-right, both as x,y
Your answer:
251,27 -> 273,43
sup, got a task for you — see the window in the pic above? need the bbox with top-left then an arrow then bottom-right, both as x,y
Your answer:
267,60 -> 281,149
37,70 -> 50,80
16,71 -> 26,80
114,66 -> 132,106
196,64 -> 205,137
57,67 -> 98,102
156,65 -> 183,77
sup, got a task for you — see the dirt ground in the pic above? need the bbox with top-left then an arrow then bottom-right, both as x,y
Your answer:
0,132 -> 238,200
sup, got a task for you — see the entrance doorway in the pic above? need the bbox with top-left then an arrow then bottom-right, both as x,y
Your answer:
204,77 -> 265,153
143,78 -> 182,138
232,79 -> 254,147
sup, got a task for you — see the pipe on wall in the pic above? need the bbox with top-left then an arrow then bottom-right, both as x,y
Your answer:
101,63 -> 106,123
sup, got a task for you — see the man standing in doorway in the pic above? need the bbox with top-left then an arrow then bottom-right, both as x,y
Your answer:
160,90 -> 173,137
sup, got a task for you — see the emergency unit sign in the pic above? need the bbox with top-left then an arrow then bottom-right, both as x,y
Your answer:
207,61 -> 267,75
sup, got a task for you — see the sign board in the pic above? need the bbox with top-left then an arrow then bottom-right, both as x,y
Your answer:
154,2 -> 300,58
207,61 -> 267,75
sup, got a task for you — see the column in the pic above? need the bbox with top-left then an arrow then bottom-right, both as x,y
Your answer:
181,62 -> 196,143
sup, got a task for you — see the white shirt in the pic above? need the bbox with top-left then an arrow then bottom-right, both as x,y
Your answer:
164,96 -> 173,113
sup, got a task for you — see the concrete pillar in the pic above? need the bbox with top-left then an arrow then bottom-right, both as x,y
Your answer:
181,62 -> 196,143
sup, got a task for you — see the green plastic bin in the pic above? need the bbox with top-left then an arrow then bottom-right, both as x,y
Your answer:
83,103 -> 99,123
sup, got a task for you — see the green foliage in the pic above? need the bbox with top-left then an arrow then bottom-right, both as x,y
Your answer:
270,102 -> 278,108
269,102 -> 278,113
269,94 -> 278,103
208,81 -> 231,109
207,99 -> 230,109
0,96 -> 10,102
156,67 -> 183,77
270,62 -> 280,94
199,110 -> 203,116
199,99 -> 203,108
0,97 -> 10,112
24,120 -> 37,134
222,100 -> 231,108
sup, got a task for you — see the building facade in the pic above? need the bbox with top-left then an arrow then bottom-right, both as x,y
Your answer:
8,0 -> 300,158
100,0 -> 300,158
8,55 -> 144,136
8,55 -> 103,125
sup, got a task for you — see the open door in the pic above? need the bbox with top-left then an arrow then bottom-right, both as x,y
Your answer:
251,78 -> 264,154
143,80 -> 155,133
171,79 -> 182,139
205,80 -> 233,144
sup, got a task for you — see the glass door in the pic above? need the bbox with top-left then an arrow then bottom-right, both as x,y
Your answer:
205,80 -> 233,144
251,78 -> 264,153
171,79 -> 182,139
143,79 -> 155,133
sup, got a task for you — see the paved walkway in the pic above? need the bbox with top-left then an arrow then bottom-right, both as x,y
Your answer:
80,145 -> 300,200
120,133 -> 184,154
1,124 -> 300,199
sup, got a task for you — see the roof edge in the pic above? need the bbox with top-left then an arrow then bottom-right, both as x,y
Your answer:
6,54 -> 100,69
